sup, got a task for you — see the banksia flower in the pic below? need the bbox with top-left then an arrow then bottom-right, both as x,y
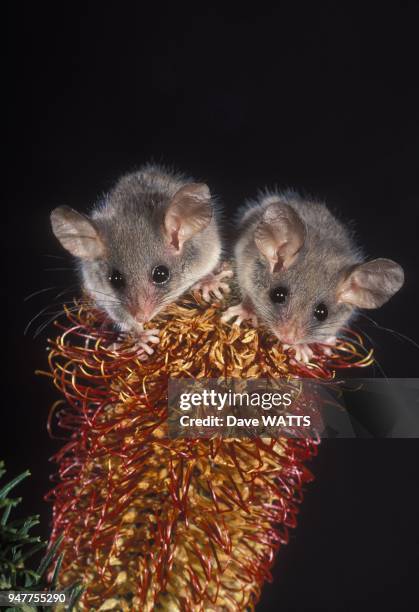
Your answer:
44,292 -> 372,610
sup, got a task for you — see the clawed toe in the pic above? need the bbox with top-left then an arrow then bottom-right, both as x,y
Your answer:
286,343 -> 314,364
221,303 -> 258,327
320,336 -> 337,356
136,328 -> 160,354
195,270 -> 233,302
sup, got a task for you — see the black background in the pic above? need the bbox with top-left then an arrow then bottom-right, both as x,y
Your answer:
5,3 -> 419,611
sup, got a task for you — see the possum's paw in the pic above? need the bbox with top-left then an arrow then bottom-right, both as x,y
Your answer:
194,269 -> 233,302
221,302 -> 258,327
110,327 -> 160,358
285,343 -> 314,364
319,336 -> 337,356
133,328 -> 160,355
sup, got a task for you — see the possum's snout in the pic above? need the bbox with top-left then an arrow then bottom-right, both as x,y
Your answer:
274,318 -> 306,345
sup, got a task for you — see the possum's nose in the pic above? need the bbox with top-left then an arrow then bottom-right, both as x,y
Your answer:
131,293 -> 158,323
134,303 -> 155,322
276,321 -> 303,345
280,333 -> 299,345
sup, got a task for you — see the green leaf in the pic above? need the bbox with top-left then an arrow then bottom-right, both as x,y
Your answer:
50,551 -> 64,588
0,503 -> 13,525
20,541 -> 47,564
0,497 -> 21,514
0,462 -> 84,609
66,582 -> 84,609
0,470 -> 30,500
37,534 -> 64,579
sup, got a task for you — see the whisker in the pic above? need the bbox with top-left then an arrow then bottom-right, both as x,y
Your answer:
24,286 -> 59,301
24,303 -> 57,336
53,284 -> 79,300
43,267 -> 74,272
89,288 -> 119,299
24,297 -> 104,336
350,322 -> 377,349
338,333 -> 388,380
33,307 -> 84,339
41,254 -> 67,260
357,312 -> 419,353
89,288 -> 129,307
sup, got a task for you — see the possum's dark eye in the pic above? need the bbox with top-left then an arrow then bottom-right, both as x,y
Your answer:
108,269 -> 125,290
270,286 -> 288,304
314,303 -> 328,321
152,265 -> 170,284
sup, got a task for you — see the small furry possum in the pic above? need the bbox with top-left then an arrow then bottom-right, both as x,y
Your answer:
223,191 -> 404,363
51,165 -> 227,353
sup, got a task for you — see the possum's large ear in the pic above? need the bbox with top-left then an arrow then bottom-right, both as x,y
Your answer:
337,258 -> 404,308
50,206 -> 105,259
164,183 -> 212,251
254,202 -> 306,273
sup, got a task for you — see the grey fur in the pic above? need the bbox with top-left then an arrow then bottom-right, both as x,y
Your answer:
234,191 -> 403,345
51,164 -> 222,331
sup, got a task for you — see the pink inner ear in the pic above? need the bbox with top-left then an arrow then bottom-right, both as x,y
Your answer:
272,252 -> 284,274
170,230 -> 179,251
337,274 -> 362,306
168,219 -> 181,251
